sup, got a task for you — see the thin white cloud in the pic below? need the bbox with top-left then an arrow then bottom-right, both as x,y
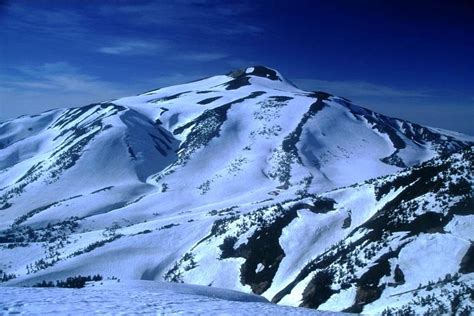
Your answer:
15,81 -> 58,90
0,62 -> 138,119
293,78 -> 433,98
11,62 -> 121,93
172,52 -> 229,62
98,40 -> 165,55
15,62 -> 76,78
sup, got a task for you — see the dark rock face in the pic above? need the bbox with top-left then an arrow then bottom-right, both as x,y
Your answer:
224,66 -> 284,90
225,76 -> 251,90
232,206 -> 297,294
459,244 -> 474,274
227,66 -> 282,81
247,66 -> 282,81
394,264 -> 405,284
302,269 -> 336,309
282,93 -> 329,160
197,96 -> 222,105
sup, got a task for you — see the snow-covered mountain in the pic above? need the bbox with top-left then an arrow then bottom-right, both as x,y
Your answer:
1,66 -> 472,314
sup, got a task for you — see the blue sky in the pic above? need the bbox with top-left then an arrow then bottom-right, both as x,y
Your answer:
1,0 -> 473,133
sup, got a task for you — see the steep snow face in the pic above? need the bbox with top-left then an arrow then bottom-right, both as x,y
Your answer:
0,66 -> 473,314
0,103 -> 178,230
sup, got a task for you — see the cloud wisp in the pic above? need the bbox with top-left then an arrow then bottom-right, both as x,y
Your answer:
293,78 -> 433,98
171,52 -> 229,62
0,62 -> 139,118
10,62 -> 122,93
98,40 -> 167,56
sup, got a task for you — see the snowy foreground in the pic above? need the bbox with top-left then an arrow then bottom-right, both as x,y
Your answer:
0,280 -> 338,315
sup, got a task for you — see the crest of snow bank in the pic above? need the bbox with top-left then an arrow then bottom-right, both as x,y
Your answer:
0,280 -> 343,315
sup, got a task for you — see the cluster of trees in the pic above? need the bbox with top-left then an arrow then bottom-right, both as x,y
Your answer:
1,217 -> 78,247
69,234 -> 122,258
0,270 -> 16,283
26,258 -> 58,274
382,305 -> 416,316
34,274 -> 103,289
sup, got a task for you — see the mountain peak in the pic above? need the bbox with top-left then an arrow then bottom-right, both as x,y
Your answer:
227,65 -> 283,81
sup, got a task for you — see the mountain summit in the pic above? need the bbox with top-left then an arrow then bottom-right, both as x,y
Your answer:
1,67 -> 473,314
228,65 -> 284,80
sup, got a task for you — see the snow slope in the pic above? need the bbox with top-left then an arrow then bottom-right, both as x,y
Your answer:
0,280 -> 339,315
0,66 -> 473,313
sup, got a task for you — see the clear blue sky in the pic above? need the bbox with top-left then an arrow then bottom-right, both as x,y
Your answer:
1,0 -> 473,133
